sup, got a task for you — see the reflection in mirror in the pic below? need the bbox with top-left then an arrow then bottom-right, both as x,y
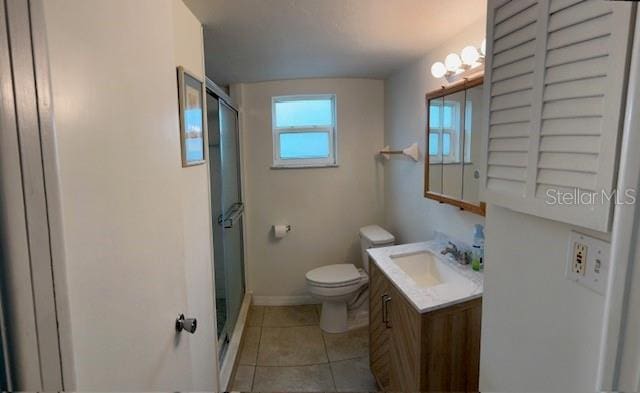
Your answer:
424,76 -> 484,216
463,85 -> 483,204
428,96 -> 443,194
440,90 -> 464,200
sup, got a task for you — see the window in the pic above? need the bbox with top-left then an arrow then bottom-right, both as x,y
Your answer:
429,100 -> 460,164
464,100 -> 473,163
272,95 -> 337,168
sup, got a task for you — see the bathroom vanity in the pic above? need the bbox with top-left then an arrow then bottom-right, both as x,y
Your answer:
368,241 -> 483,392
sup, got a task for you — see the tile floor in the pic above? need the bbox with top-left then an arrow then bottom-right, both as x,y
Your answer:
231,305 -> 378,392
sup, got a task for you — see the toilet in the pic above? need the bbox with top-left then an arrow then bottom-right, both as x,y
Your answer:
306,225 -> 395,333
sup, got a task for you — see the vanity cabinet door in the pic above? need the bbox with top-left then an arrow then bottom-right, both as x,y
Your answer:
422,298 -> 483,392
368,261 -> 391,389
388,284 -> 422,392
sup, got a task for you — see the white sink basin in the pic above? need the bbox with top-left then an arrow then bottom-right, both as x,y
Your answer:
367,241 -> 483,313
390,251 -> 467,289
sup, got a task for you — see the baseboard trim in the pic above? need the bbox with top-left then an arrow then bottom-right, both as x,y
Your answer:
252,295 -> 319,306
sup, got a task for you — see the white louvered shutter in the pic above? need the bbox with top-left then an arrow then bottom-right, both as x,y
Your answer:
481,0 -> 634,232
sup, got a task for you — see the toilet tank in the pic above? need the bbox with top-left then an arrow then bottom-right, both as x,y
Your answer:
359,225 -> 395,272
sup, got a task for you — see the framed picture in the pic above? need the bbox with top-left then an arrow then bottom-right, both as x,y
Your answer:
177,66 -> 206,166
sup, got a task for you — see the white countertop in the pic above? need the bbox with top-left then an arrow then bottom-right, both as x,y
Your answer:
367,240 -> 484,313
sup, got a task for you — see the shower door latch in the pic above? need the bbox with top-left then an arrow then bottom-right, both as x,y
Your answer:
175,314 -> 197,334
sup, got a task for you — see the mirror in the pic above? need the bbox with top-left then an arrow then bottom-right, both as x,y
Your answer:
425,76 -> 485,216
463,84 -> 483,205
428,96 -> 443,194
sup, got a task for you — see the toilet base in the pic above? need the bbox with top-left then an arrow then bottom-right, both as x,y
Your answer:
319,300 -> 348,333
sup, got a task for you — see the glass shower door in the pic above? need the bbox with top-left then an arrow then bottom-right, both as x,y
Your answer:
206,89 -> 245,359
218,101 -> 245,342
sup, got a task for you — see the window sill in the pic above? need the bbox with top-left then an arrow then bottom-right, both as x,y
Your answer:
270,164 -> 339,170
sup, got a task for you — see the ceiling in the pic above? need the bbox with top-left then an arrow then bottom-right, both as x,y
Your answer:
184,0 -> 486,86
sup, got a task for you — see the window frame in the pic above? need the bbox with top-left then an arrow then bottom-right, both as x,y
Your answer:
271,94 -> 338,168
428,100 -> 461,164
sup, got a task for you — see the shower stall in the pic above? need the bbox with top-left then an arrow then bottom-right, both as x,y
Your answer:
205,80 -> 246,362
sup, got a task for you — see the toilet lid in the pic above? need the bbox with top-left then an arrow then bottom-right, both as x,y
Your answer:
306,264 -> 362,286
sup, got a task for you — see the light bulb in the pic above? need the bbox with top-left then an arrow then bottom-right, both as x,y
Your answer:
461,46 -> 480,66
445,53 -> 462,72
480,38 -> 486,56
431,62 -> 447,78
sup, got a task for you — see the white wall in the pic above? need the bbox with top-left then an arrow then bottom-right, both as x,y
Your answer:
480,205 -> 607,391
171,1 -> 219,388
43,0 -> 217,390
235,79 -> 385,302
384,18 -> 486,245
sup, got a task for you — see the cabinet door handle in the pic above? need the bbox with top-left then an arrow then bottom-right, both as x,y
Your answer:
381,295 -> 388,324
383,296 -> 392,328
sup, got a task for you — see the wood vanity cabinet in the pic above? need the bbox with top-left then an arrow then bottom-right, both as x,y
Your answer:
369,261 -> 482,392
369,259 -> 392,387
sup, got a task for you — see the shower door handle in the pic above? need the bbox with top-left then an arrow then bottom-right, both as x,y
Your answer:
218,202 -> 244,228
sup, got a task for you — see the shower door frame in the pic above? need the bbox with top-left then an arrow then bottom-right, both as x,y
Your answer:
205,79 -> 247,361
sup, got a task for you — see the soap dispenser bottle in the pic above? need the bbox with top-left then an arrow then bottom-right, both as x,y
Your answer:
471,224 -> 485,271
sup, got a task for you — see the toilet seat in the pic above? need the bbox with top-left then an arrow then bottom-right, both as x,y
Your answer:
306,264 -> 366,288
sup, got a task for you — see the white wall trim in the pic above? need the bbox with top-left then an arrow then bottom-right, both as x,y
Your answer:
596,6 -> 640,391
252,295 -> 318,306
30,1 -> 76,388
0,0 -> 72,389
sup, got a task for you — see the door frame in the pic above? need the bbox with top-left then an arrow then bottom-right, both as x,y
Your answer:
596,7 -> 640,391
0,0 -> 74,389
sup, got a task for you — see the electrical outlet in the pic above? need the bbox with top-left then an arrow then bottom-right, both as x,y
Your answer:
566,231 -> 610,295
572,241 -> 587,276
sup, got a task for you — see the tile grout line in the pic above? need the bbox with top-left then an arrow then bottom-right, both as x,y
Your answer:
250,360 -> 331,368
330,354 -> 369,363
320,328 -> 338,392
249,307 -> 264,392
258,305 -> 368,392
249,327 -> 260,392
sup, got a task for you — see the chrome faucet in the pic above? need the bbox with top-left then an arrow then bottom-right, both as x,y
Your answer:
441,241 -> 471,265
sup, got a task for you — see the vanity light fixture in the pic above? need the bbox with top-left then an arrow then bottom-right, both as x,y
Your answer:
431,40 -> 485,83
444,53 -> 462,71
461,46 -> 480,66
431,62 -> 447,78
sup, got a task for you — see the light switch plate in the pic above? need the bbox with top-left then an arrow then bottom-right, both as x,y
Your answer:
566,231 -> 610,295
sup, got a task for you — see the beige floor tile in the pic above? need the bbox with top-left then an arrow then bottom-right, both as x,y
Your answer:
257,326 -> 328,366
239,326 -> 261,365
263,305 -> 320,327
248,305 -> 265,327
330,356 -> 378,392
323,327 -> 369,362
231,365 -> 255,392
253,364 -> 335,392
